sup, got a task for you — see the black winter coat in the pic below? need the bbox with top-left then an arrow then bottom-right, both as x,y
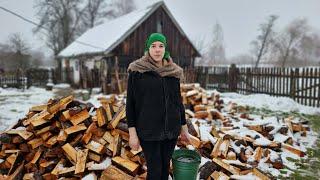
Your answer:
126,70 -> 186,141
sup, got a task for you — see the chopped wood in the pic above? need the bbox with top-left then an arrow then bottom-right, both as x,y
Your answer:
82,122 -> 97,144
45,135 -> 58,147
102,102 -> 113,121
64,124 -> 87,135
252,168 -> 271,180
41,131 -> 52,141
211,138 -> 223,158
194,111 -> 208,119
69,109 -> 90,126
4,150 -> 20,154
189,134 -> 201,148
281,143 -> 305,157
23,173 -> 34,180
30,104 -> 47,112
8,161 -> 24,180
102,131 -> 113,144
62,143 -> 77,163
253,147 -> 263,162
210,171 -> 230,180
100,165 -> 133,180
88,152 -> 101,162
96,107 -> 107,127
75,149 -> 89,174
212,158 -> 240,175
111,156 -> 139,176
112,133 -> 122,157
27,138 -> 43,149
85,140 -> 105,154
47,95 -> 73,114
23,110 -> 50,126
35,126 -> 51,135
57,130 -> 67,142
108,105 -> 126,129
5,130 -> 33,140
29,150 -> 42,164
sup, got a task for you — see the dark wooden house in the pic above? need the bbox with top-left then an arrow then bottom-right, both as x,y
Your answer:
57,1 -> 201,88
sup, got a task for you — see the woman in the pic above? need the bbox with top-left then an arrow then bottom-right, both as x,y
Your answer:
126,33 -> 191,180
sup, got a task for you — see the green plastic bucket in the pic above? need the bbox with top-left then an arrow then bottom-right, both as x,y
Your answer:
172,149 -> 201,180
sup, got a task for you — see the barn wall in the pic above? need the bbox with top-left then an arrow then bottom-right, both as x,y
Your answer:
112,6 -> 197,68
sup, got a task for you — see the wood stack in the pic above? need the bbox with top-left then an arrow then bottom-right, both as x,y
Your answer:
179,83 -> 310,179
0,83 -> 312,179
0,95 -> 146,179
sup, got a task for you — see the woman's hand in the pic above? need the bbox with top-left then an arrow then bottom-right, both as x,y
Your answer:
128,127 -> 140,151
179,124 -> 192,145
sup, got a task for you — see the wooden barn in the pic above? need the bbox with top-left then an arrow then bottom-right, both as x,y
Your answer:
57,1 -> 201,89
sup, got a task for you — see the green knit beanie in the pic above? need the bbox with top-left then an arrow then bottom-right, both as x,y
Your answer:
144,33 -> 170,60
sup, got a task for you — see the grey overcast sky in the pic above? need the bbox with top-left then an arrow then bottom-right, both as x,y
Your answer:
1,0 -> 320,60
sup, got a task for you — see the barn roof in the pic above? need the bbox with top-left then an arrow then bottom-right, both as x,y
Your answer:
58,1 -> 200,58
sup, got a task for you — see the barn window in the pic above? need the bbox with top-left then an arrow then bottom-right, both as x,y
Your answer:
157,20 -> 162,33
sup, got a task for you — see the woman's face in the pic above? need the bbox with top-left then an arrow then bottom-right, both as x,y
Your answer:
149,41 -> 165,62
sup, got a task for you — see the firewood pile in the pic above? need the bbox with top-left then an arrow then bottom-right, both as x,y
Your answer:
0,83 -> 313,180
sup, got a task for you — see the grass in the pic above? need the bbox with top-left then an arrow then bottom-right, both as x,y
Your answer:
245,106 -> 320,179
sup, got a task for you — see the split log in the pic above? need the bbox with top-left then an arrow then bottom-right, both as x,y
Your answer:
100,165 -> 133,180
111,156 -> 139,176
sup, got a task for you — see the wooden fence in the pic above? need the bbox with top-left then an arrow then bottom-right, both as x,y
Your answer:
200,65 -> 320,108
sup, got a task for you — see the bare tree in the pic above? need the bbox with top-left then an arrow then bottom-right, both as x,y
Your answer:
7,33 -> 32,70
34,0 -> 136,57
298,33 -> 320,66
207,22 -> 226,66
34,0 -> 86,56
272,18 -> 309,67
9,33 -> 29,54
251,15 -> 278,68
109,0 -> 136,18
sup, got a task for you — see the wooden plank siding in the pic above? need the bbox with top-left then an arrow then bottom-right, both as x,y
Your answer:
112,6 -> 197,68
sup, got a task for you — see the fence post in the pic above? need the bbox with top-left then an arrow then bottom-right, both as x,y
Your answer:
289,68 -> 295,100
228,64 -> 238,92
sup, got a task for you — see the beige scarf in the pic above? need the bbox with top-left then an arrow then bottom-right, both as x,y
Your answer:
127,53 -> 185,82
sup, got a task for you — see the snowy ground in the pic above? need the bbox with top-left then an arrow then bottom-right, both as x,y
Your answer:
0,87 -> 54,131
211,91 -> 320,116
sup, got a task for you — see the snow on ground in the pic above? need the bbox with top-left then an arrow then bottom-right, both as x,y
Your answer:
216,91 -> 320,115
0,87 -> 54,131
